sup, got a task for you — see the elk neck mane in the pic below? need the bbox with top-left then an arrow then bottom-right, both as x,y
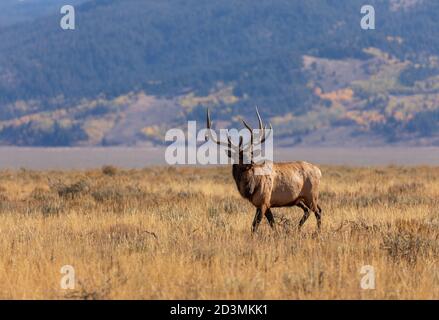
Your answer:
232,163 -> 269,200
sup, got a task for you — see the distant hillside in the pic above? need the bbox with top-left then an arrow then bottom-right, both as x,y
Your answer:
0,0 -> 438,146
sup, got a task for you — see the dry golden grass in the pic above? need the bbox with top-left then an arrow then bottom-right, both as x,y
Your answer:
0,165 -> 439,299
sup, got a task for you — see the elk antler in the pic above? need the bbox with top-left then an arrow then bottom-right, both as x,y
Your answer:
205,107 -> 272,157
241,106 -> 273,148
206,109 -> 242,150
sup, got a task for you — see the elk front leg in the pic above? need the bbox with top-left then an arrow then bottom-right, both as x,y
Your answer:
251,208 -> 264,233
265,208 -> 275,229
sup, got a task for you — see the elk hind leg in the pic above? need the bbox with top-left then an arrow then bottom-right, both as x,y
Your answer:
314,204 -> 322,230
297,201 -> 311,230
265,208 -> 275,229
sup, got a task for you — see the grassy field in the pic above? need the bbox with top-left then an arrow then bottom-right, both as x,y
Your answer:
0,165 -> 438,299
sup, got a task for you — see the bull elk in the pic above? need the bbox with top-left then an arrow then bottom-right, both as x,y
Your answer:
205,108 -> 323,233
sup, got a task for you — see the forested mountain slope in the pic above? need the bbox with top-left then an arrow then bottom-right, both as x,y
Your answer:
0,0 -> 438,146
